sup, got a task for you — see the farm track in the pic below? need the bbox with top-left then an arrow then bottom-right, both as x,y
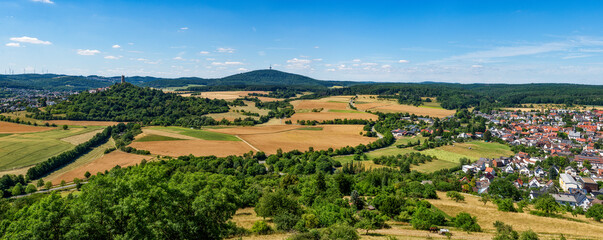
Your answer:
236,136 -> 260,152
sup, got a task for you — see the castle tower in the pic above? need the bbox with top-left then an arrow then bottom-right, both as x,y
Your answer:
121,75 -> 125,84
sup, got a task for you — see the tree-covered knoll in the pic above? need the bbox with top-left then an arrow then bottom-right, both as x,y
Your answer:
30,83 -> 230,124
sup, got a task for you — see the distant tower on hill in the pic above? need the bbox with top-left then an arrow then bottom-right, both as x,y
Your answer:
269,64 -> 272,70
121,75 -> 125,84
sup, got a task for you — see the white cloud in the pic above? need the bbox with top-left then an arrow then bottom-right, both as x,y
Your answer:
104,55 -> 121,60
10,36 -> 51,45
136,58 -> 148,61
32,0 -> 54,4
112,44 -> 121,49
286,58 -> 311,64
448,42 -> 569,61
180,27 -> 188,30
205,58 -> 215,61
352,59 -> 361,62
216,47 -> 235,53
5,42 -> 20,47
77,49 -> 100,56
362,62 -> 378,66
398,60 -> 409,63
381,64 -> 392,69
314,46 -> 320,49
471,64 -> 483,68
173,56 -> 185,60
326,68 -> 335,72
238,68 -> 248,71
199,51 -> 210,54
211,61 -> 244,66
313,58 -> 323,62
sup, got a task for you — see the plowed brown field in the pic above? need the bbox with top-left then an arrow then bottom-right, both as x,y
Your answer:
129,139 -> 255,157
0,121 -> 55,133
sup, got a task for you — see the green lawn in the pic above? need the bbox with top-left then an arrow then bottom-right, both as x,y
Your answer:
136,134 -> 184,142
0,126 -> 105,171
333,138 -> 513,173
149,126 -> 240,141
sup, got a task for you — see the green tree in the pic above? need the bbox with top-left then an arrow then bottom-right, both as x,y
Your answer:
251,220 -> 273,235
519,229 -> 539,240
323,224 -> 360,240
410,206 -> 446,230
446,191 -> 465,202
62,125 -> 69,130
496,198 -> 517,212
489,178 -> 521,200
453,212 -> 481,232
36,179 -> 44,187
350,190 -> 365,210
585,204 -> 603,221
11,183 -> 23,196
25,184 -> 37,194
45,181 -> 53,190
480,195 -> 490,205
534,195 -> 559,216
355,210 -> 386,234
274,212 -> 300,231
84,171 -> 91,179
255,190 -> 301,218
493,221 -> 519,240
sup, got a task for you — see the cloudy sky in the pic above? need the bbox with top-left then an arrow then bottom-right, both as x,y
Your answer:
1,0 -> 603,84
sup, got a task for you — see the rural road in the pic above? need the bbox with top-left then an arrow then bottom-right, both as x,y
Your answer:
10,182 -> 88,199
372,126 -> 384,139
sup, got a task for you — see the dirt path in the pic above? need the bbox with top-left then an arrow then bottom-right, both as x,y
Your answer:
236,135 -> 260,152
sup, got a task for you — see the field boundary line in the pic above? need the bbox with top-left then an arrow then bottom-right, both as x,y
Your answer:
236,135 -> 260,152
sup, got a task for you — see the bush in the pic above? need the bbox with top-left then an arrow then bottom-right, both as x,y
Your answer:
453,212 -> 481,232
25,184 -> 37,194
446,191 -> 465,202
519,229 -> 539,240
323,224 -> 359,240
287,230 -> 321,240
496,198 -> 517,212
251,220 -> 272,235
493,221 -> 518,240
274,212 -> 301,231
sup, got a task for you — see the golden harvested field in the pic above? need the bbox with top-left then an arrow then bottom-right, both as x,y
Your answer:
286,112 -> 378,122
182,91 -> 279,102
0,121 -> 55,133
206,100 -> 272,121
50,150 -> 149,185
129,139 -> 255,157
211,125 -> 375,154
428,191 -> 603,240
61,129 -> 104,145
290,97 -> 352,111
354,95 -> 456,118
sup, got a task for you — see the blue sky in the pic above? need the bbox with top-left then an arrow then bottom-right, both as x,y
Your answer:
1,0 -> 603,84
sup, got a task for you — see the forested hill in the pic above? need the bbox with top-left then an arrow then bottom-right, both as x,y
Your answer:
29,83 -> 230,124
139,69 -> 365,89
0,70 -> 364,91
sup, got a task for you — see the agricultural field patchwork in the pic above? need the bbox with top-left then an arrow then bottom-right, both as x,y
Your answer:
0,126 -> 105,171
354,95 -> 456,118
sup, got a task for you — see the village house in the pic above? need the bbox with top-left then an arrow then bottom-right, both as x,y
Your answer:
559,173 -> 580,192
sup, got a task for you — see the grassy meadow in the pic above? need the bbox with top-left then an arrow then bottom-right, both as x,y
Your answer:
148,126 -> 240,141
334,137 -> 513,172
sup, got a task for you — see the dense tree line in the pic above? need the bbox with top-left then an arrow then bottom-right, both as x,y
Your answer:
26,126 -> 116,180
30,83 -> 230,123
372,152 -> 435,172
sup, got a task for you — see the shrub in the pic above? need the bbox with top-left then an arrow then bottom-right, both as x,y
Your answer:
496,198 -> 517,212
493,221 -> 518,240
519,229 -> 539,240
453,212 -> 481,232
287,230 -> 321,240
274,212 -> 301,231
323,224 -> 359,240
585,204 -> 603,221
251,220 -> 272,235
446,191 -> 465,202
25,184 -> 37,194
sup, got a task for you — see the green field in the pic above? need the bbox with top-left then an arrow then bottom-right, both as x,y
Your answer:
298,127 -> 323,131
162,84 -> 205,91
0,126 -> 105,171
333,137 -> 513,172
327,109 -> 364,113
0,133 -> 11,138
149,126 -> 240,141
136,134 -> 184,142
